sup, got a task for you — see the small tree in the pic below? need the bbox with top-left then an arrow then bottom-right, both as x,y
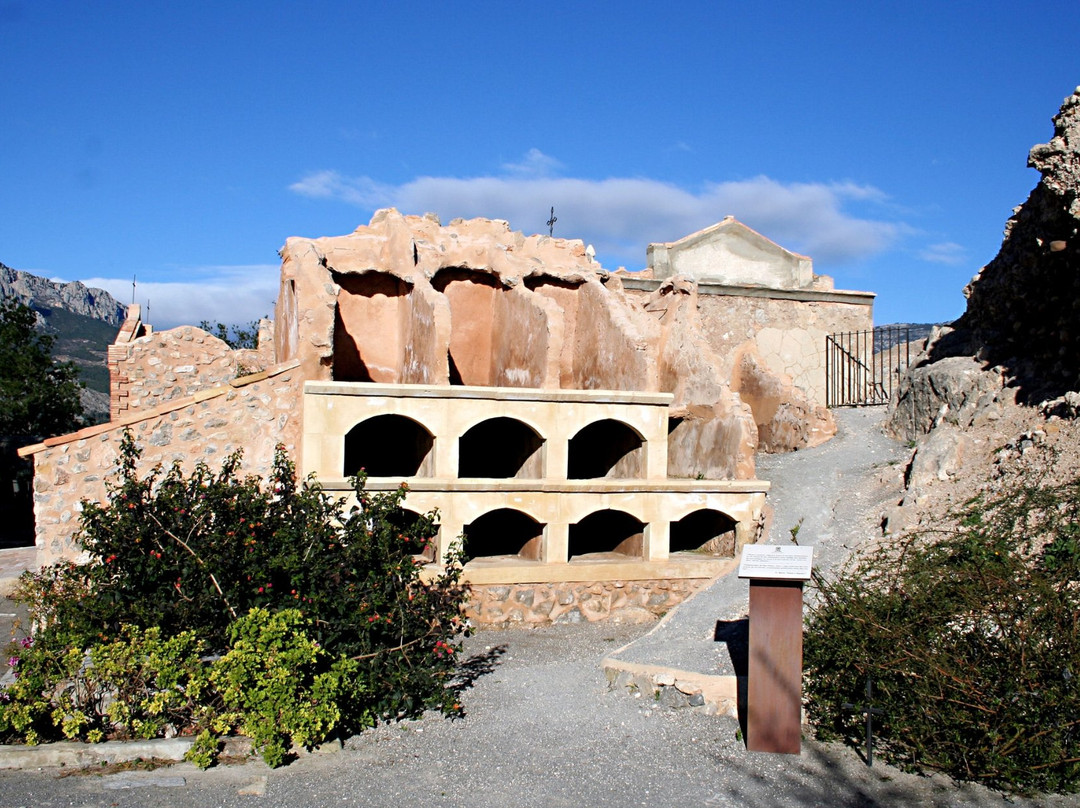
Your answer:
0,299 -> 84,439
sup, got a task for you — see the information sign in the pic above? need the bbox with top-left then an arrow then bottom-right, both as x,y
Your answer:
738,544 -> 814,580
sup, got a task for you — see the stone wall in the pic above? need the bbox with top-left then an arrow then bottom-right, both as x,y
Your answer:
108,307 -> 274,419
465,578 -> 712,624
22,362 -> 302,565
694,290 -> 873,406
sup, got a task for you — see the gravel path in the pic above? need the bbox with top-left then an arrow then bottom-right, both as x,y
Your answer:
608,407 -> 908,678
2,409 -> 1077,807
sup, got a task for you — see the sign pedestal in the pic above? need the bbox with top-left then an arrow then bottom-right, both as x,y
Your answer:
738,545 -> 813,756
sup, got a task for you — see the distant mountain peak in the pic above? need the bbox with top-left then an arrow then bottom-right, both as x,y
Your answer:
0,263 -> 125,326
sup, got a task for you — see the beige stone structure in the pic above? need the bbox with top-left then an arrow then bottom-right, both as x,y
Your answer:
20,209 -> 879,622
626,216 -> 874,434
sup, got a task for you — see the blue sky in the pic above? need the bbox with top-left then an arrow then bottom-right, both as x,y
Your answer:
1,1 -> 1078,329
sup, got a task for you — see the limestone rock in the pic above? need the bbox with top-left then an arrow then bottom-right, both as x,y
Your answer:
904,426 -> 973,490
938,87 -> 1080,402
0,263 -> 126,325
887,355 -> 1007,442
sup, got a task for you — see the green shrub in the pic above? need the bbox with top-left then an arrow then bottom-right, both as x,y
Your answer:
210,608 -> 357,767
804,479 -> 1080,794
1,432 -> 469,763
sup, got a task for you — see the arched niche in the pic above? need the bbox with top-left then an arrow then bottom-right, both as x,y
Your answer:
670,509 -> 738,556
331,270 -> 412,383
458,417 -> 544,479
431,267 -> 501,386
568,509 -> 645,560
567,419 -> 644,479
344,414 -> 435,477
463,509 -> 545,561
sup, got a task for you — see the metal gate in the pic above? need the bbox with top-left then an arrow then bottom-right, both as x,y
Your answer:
825,326 -> 913,407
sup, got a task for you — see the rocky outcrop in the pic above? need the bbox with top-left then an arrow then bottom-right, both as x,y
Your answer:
889,87 -> 1080,439
882,87 -> 1080,531
0,263 -> 125,325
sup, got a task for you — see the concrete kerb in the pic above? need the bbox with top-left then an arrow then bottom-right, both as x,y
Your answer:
0,735 -> 342,771
602,657 -> 740,716
601,556 -> 742,715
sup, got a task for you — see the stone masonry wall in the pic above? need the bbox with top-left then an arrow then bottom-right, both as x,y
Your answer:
108,326 -> 257,418
465,578 -> 712,624
24,362 -> 303,565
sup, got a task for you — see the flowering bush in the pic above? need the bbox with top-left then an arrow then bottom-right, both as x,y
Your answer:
1,432 -> 469,765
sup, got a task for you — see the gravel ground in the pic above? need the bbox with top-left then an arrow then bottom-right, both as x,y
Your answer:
2,408 -> 1078,807
2,620 -> 1069,808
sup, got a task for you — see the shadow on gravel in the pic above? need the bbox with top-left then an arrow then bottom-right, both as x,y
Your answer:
708,741 -> 914,808
448,644 -> 508,709
714,619 -> 749,740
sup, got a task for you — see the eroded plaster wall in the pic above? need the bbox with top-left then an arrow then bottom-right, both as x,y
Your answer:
491,285 -> 557,389
571,279 -> 659,391
695,292 -> 873,405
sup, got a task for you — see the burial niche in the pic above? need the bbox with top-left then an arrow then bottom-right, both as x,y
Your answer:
344,414 -> 434,477
458,417 -> 544,478
463,509 -> 544,561
568,509 -> 645,560
669,508 -> 738,556
567,419 -> 644,479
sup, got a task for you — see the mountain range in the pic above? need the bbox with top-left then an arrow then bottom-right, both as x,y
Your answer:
0,263 -> 125,423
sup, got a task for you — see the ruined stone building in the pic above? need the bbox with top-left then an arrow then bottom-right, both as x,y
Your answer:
20,209 -> 873,622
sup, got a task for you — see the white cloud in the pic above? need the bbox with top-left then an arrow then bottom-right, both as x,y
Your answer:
82,264 -> 279,330
917,241 -> 968,265
500,148 -> 563,177
289,159 -> 902,269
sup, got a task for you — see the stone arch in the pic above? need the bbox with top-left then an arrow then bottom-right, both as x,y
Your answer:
568,509 -> 645,560
567,419 -> 644,479
463,508 -> 545,561
458,417 -> 544,479
344,414 -> 434,477
669,508 -> 738,557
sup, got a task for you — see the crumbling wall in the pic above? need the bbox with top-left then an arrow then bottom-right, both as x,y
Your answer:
24,363 -> 303,565
944,87 -> 1080,402
569,278 -> 659,391
693,293 -> 871,406
491,286 -> 559,388
109,325 -> 246,418
402,282 -> 451,385
642,279 -> 758,479
889,86 -> 1080,438
731,344 -> 834,453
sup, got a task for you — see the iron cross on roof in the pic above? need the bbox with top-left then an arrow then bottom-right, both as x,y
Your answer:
546,206 -> 557,237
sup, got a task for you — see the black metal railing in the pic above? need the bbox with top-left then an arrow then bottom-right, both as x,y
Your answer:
826,326 -> 912,407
